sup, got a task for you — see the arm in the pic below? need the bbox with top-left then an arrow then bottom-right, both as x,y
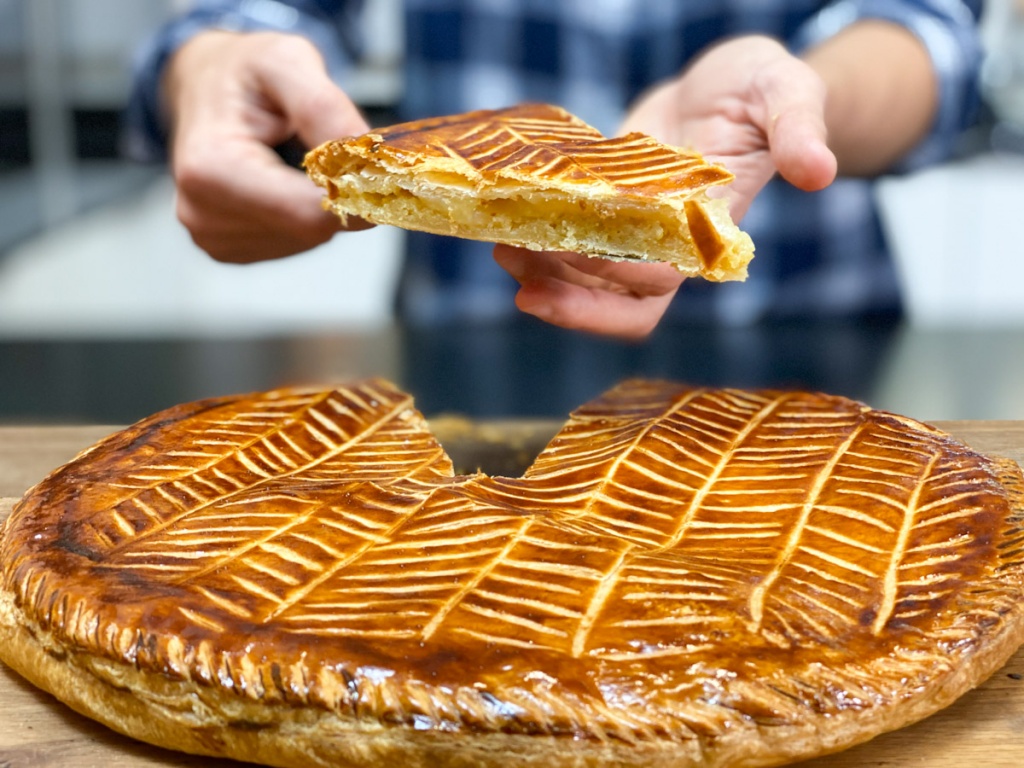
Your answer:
803,20 -> 947,176
797,0 -> 984,172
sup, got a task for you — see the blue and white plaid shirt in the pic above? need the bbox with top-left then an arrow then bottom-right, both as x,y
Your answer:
126,0 -> 984,327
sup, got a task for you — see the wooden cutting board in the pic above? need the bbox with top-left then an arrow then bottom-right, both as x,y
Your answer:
3,422 -> 1024,767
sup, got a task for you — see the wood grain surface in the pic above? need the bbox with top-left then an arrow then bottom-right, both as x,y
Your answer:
2,422 -> 1024,767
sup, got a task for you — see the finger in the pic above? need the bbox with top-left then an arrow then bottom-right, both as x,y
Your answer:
769,108 -> 837,191
494,246 -> 682,338
494,246 -> 618,292
245,38 -> 373,238
756,59 -> 837,191
176,142 -> 367,262
514,277 -> 677,339
559,252 -> 685,296
166,32 -> 372,263
494,245 -> 684,297
251,35 -> 370,148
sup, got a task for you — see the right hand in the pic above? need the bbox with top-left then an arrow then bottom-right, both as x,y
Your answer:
619,35 -> 837,224
491,36 -> 837,340
164,30 -> 372,263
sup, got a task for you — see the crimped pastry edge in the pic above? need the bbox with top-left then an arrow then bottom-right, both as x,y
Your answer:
4,580 -> 1024,768
5,399 -> 1024,768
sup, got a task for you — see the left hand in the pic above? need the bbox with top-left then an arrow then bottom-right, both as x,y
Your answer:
495,35 -> 838,339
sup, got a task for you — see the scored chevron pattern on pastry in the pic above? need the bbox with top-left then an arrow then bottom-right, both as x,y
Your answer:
367,104 -> 733,196
4,377 -> 1024,741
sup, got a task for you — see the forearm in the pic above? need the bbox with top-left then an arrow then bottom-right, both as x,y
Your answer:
802,20 -> 937,176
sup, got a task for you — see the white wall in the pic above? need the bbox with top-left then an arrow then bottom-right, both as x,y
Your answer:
0,177 -> 403,337
876,151 -> 1024,328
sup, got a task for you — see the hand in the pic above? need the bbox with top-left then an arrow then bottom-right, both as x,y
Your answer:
165,31 -> 372,263
622,35 -> 837,221
495,36 -> 837,338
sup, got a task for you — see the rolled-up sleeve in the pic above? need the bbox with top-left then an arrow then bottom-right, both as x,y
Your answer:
794,0 -> 984,171
123,0 -> 360,162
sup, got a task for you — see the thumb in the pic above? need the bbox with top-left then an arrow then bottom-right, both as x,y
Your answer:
252,37 -> 370,149
758,58 -> 838,192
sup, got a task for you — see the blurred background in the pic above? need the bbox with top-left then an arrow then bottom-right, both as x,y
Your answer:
1,0 -> 1023,426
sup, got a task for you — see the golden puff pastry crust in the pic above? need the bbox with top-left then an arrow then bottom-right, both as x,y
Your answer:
3,378 -> 1024,767
304,104 -> 755,280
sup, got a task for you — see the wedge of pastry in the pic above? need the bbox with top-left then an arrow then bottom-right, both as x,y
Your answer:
304,104 -> 754,281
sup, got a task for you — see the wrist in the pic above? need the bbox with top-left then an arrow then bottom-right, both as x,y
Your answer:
801,20 -> 937,176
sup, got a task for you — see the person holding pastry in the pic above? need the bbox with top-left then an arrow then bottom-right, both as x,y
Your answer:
126,1 -> 983,339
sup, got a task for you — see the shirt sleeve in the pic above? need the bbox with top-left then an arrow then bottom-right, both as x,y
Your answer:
123,0 -> 362,162
792,0 -> 984,171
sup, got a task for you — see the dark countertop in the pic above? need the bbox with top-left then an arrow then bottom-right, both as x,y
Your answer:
1,317 -> 1023,426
